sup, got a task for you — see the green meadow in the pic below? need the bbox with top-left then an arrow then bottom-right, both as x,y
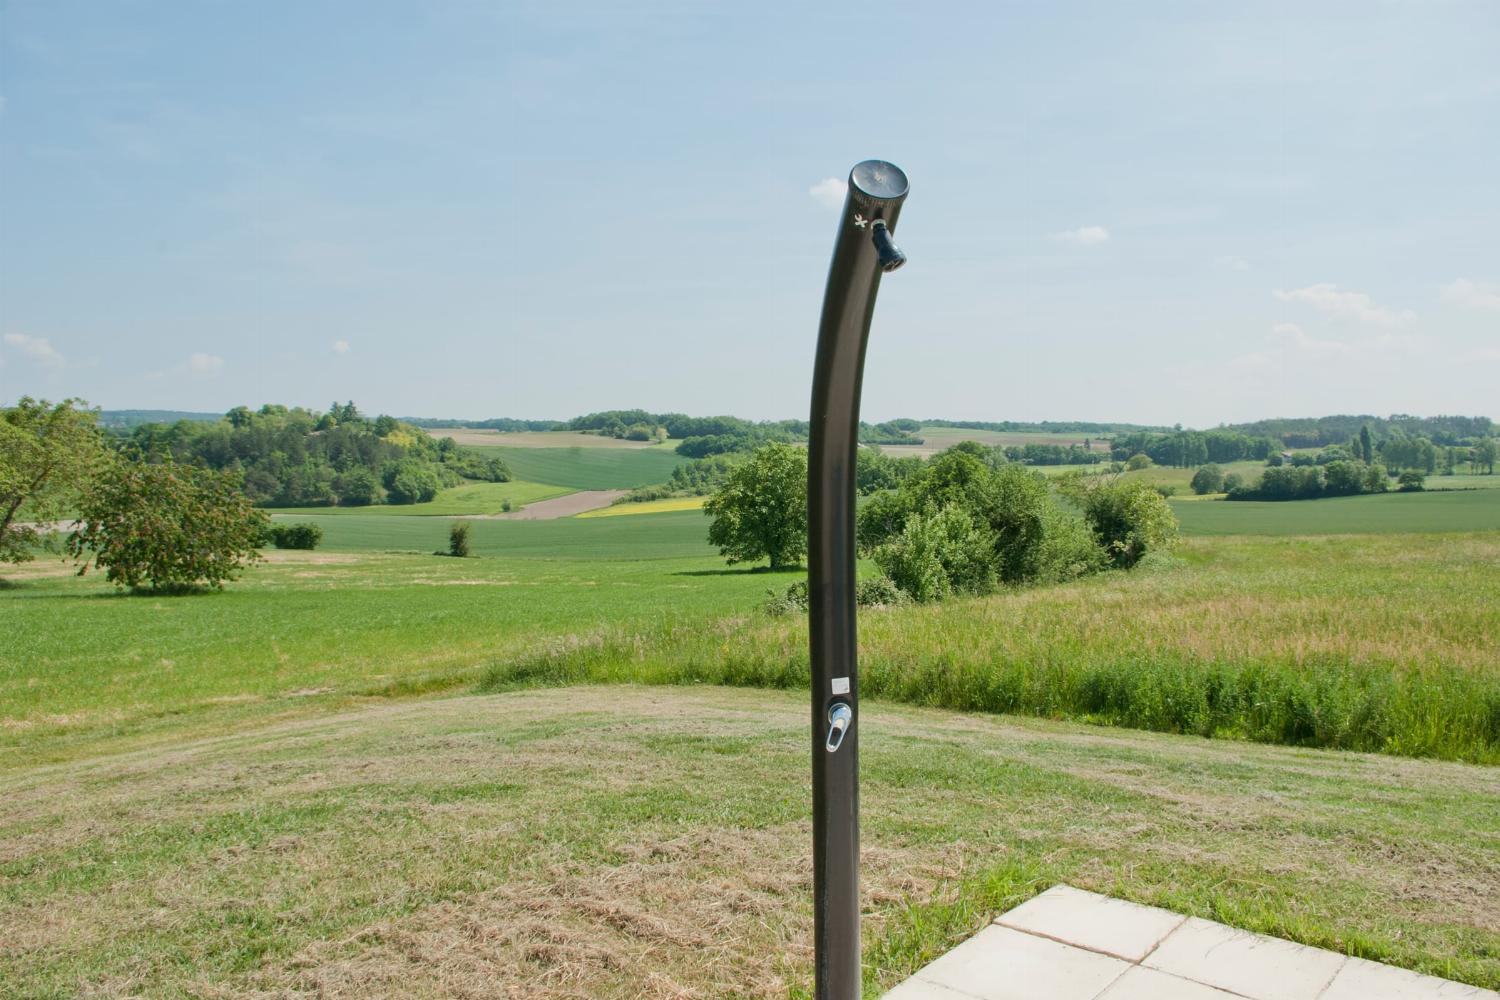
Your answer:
469,444 -> 685,489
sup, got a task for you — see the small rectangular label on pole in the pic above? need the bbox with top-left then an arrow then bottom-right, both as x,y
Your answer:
831,677 -> 850,695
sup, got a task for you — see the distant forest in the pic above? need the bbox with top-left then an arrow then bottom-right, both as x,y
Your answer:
99,408 -> 1496,480
116,402 -> 510,507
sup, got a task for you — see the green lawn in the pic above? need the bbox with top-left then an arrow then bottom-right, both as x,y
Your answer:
1173,488 -> 1500,535
275,479 -> 571,517
468,445 -> 686,489
2,687 -> 1495,997
0,510 -> 774,768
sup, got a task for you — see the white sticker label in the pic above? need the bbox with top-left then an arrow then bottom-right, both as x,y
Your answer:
831,677 -> 850,695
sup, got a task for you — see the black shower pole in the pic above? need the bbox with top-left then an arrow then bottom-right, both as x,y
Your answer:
807,159 -> 908,1000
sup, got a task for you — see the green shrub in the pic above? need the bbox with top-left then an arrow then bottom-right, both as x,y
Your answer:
1398,471 -> 1426,492
875,505 -> 998,603
269,522 -> 323,550
1064,478 -> 1180,568
1125,453 -> 1152,470
448,521 -> 471,558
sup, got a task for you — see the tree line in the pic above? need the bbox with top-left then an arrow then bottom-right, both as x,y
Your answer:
123,401 -> 511,507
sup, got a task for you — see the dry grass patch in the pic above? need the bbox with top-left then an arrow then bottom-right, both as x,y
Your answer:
2,687 -> 1496,998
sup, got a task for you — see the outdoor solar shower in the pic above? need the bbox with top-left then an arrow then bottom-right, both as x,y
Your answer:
807,159 -> 908,1000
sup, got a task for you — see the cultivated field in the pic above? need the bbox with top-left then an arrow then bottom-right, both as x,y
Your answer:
425,428 -> 665,449
879,426 -> 1116,458
467,446 -> 685,490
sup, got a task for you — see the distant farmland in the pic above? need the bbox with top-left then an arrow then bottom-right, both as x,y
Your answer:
425,428 -> 662,449
881,425 -> 1115,458
469,445 -> 685,490
1172,488 -> 1500,535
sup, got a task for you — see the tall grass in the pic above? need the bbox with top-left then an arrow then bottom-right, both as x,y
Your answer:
481,534 -> 1500,763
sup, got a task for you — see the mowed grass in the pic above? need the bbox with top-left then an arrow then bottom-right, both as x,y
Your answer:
276,479 -> 571,517
2,687 -> 1496,997
467,445 -> 685,489
1173,488 -> 1500,536
0,511 -> 776,767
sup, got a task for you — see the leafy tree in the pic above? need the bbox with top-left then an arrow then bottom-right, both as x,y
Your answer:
335,468 -> 380,506
1189,464 -> 1224,495
1476,439 -> 1498,475
1397,471 -> 1426,492
1222,472 -> 1244,493
704,443 -> 807,569
1125,453 -> 1152,471
67,458 -> 267,591
1,398 -> 106,565
384,461 -> 441,504
1359,425 -> 1373,463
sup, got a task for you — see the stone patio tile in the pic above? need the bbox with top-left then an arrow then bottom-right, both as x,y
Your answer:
1143,917 -> 1346,1000
1096,966 -> 1243,999
913,924 -> 1129,1000
882,975 -> 986,999
996,885 -> 1186,962
1318,956 -> 1500,1000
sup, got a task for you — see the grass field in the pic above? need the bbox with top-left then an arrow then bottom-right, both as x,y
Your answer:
3,687 -> 1496,997
577,496 -> 708,518
426,428 -> 666,449
276,479 -> 572,517
6,461 -> 1500,996
466,445 -> 686,490
1173,488 -> 1500,535
880,426 -> 1116,459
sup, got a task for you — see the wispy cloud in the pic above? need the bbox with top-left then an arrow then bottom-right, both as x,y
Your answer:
187,353 -> 224,377
1273,283 -> 1415,326
2,332 -> 66,366
1051,225 -> 1110,246
1440,277 -> 1500,313
333,339 -> 351,355
808,177 -> 846,209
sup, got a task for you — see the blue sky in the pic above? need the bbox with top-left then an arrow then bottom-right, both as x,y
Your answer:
2,1 -> 1497,426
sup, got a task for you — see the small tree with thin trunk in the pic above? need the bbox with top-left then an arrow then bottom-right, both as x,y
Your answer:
703,442 -> 807,570
1,398 -> 106,566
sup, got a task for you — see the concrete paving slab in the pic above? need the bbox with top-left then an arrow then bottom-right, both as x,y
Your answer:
996,884 -> 1185,962
913,924 -> 1129,1000
1319,956 -> 1500,999
1143,916 -> 1346,1000
882,975 -> 984,999
1095,966 -> 1242,999
883,886 -> 1497,1000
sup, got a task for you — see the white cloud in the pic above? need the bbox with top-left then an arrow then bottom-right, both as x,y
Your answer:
1272,283 -> 1415,326
1051,225 -> 1110,246
187,352 -> 224,376
809,177 -> 846,209
1440,277 -> 1500,313
2,332 -> 65,366
333,339 -> 351,355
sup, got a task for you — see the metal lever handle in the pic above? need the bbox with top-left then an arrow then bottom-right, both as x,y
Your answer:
825,702 -> 852,753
